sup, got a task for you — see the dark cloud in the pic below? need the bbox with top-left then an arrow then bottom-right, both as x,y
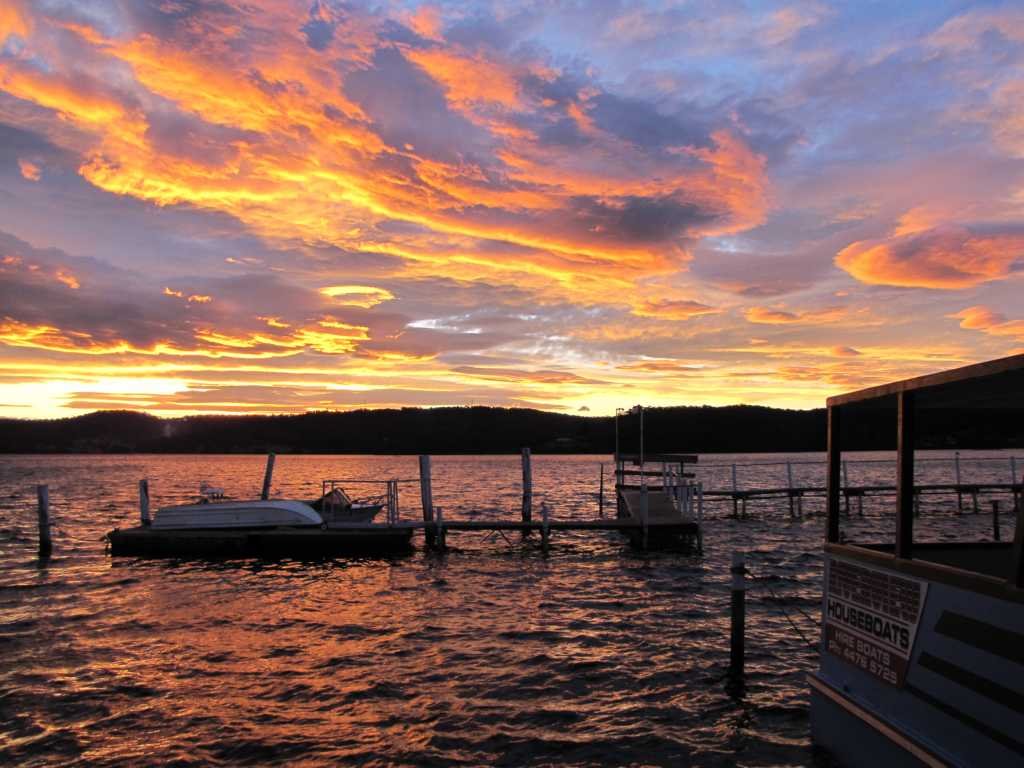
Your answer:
345,46 -> 489,164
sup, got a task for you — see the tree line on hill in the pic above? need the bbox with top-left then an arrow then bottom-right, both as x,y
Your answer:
0,404 -> 1020,453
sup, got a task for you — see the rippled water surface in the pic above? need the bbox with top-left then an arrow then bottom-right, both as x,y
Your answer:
1,452 -> 1018,766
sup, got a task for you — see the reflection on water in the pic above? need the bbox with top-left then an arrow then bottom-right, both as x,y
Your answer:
0,452 -> 1016,765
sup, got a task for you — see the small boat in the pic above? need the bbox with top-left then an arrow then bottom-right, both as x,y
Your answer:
309,487 -> 383,526
152,498 -> 324,530
110,479 -> 411,557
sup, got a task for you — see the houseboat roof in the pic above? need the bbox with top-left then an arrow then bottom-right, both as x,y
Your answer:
827,352 -> 1024,408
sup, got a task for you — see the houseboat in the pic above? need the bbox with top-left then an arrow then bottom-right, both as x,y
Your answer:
809,354 -> 1024,766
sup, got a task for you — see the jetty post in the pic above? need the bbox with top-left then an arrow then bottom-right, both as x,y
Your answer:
260,452 -> 276,501
541,501 -> 550,551
730,551 -> 745,678
37,484 -> 52,557
992,500 -> 1001,542
521,447 -> 533,526
435,505 -> 446,551
786,461 -> 795,518
139,479 -> 151,526
731,463 -> 738,518
598,463 -> 605,517
954,451 -> 963,513
419,455 -> 436,548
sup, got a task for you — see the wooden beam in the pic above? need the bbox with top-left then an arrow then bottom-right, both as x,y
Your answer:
826,405 -> 841,543
827,352 -> 1024,407
896,391 -> 915,559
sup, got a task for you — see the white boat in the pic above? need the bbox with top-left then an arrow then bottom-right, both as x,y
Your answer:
152,499 -> 324,530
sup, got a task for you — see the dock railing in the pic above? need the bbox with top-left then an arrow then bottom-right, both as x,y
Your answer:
689,454 -> 1023,518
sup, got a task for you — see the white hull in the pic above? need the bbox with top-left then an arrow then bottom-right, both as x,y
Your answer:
152,499 -> 323,530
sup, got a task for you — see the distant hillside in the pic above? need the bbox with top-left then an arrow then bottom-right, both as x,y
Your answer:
1,404 -> 1021,453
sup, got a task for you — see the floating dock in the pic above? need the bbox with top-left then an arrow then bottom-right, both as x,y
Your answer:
107,525 -> 415,557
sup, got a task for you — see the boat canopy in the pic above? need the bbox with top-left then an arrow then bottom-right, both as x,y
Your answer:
824,353 -> 1024,590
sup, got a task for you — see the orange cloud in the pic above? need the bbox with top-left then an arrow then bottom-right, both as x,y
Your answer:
632,299 -> 719,320
0,5 -> 769,309
17,158 -> 40,181
744,305 -> 849,324
836,225 -> 1024,289
950,306 -> 1024,340
319,285 -> 395,307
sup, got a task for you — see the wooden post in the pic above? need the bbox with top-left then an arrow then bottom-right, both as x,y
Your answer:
826,405 -> 841,543
418,456 -> 435,548
435,506 -> 445,551
541,502 -> 550,552
521,447 -> 533,525
972,490 -> 979,515
992,501 -> 1001,542
599,463 -> 605,517
787,462 -> 795,518
913,491 -> 920,517
955,452 -> 963,513
260,452 -> 276,501
139,479 -> 151,526
37,484 -> 52,557
896,391 -> 915,559
730,552 -> 745,678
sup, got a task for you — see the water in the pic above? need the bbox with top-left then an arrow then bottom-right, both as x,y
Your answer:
0,452 -> 1018,766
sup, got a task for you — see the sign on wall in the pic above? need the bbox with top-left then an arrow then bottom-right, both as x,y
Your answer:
823,556 -> 928,687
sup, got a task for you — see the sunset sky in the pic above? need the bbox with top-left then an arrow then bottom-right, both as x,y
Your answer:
1,1 -> 1022,418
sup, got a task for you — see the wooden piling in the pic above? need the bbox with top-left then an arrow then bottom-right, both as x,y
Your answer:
419,455 -> 435,548
260,452 -> 276,501
786,462 -> 795,518
139,479 -> 151,526
37,484 -> 52,557
954,452 -> 963,513
435,506 -> 446,551
541,502 -> 550,551
730,551 -> 745,678
521,447 -> 533,525
599,462 -> 605,517
992,500 -> 1001,542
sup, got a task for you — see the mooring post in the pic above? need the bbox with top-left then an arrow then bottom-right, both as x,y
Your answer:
954,452 -> 963,513
37,484 -> 52,557
418,455 -> 435,548
993,500 -> 1001,542
521,447 -> 533,527
541,501 -> 550,551
435,505 -> 446,551
139,479 -> 151,526
731,463 -> 738,518
730,551 -> 745,678
260,452 -> 276,501
786,462 -> 795,518
599,462 -> 605,518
